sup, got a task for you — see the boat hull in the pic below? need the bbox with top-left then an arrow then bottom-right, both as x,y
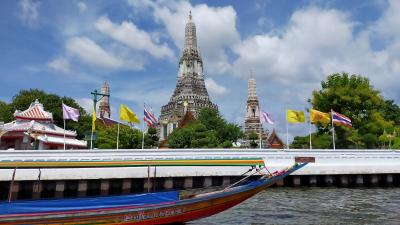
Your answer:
0,163 -> 307,224
1,181 -> 272,225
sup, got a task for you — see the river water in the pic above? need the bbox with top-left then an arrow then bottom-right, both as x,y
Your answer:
190,188 -> 400,225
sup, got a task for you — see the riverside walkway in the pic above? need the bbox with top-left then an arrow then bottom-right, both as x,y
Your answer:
0,149 -> 399,200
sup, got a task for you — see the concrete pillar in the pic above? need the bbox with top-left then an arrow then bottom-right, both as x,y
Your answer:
275,179 -> 284,187
100,180 -> 110,195
78,180 -> 87,197
309,175 -> 317,187
203,177 -> 212,188
340,175 -> 349,187
184,177 -> 193,189
324,175 -> 333,186
370,174 -> 379,187
222,177 -> 231,186
355,175 -> 364,187
293,176 -> 301,187
164,178 -> 174,189
9,181 -> 19,201
122,179 -> 132,194
55,181 -> 65,198
386,174 -> 393,186
144,179 -> 152,192
32,181 -> 42,199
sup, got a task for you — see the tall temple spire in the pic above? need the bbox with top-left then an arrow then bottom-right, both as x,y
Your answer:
99,82 -> 110,118
245,75 -> 263,146
184,11 -> 197,49
248,77 -> 257,100
159,11 -> 217,141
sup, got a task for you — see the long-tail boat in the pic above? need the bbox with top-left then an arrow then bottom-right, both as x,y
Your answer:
0,157 -> 311,224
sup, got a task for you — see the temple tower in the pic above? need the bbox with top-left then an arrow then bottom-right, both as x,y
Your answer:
244,77 -> 263,135
159,12 -> 218,141
98,82 -> 110,118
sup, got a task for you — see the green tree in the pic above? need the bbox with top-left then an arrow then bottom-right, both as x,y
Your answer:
144,127 -> 159,148
95,124 -> 142,149
168,108 -> 243,148
2,89 -> 91,139
247,132 -> 259,148
293,73 -> 399,149
168,125 -> 195,148
0,100 -> 13,122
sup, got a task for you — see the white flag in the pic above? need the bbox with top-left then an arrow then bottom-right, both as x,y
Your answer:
62,103 -> 80,122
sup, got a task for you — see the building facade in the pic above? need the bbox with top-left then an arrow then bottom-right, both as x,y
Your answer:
159,12 -> 217,140
0,100 -> 86,150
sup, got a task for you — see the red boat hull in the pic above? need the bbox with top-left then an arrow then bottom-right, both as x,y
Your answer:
1,182 -> 272,225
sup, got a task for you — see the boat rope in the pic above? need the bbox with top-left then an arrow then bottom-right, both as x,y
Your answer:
223,166 -> 265,192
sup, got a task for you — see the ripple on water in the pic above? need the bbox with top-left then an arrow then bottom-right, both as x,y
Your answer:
189,188 -> 400,225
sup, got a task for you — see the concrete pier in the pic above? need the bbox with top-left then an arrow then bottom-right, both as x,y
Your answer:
203,177 -> 212,188
370,174 -> 379,187
100,180 -> 109,195
293,176 -> 301,187
325,175 -> 334,186
340,175 -> 349,187
386,174 -> 393,186
78,180 -> 87,197
1,150 -> 399,200
55,181 -> 65,198
355,175 -> 364,187
2,174 -> 400,200
309,175 -> 317,187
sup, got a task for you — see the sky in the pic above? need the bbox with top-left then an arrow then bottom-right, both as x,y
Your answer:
0,0 -> 399,142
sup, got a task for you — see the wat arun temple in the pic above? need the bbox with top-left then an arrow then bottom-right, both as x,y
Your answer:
159,12 -> 217,141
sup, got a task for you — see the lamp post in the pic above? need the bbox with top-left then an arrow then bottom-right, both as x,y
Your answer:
90,89 -> 110,149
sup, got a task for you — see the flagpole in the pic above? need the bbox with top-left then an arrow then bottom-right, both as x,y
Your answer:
331,109 -> 336,150
309,109 -> 312,150
286,109 -> 289,150
63,119 -> 66,150
259,122 -> 262,150
117,122 -> 120,150
142,103 -> 145,149
62,101 -> 66,150
90,105 -> 95,150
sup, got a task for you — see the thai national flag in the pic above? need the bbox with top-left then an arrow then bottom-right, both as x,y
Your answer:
332,111 -> 352,128
144,106 -> 158,128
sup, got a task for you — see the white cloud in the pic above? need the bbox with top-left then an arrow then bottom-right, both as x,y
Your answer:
47,57 -> 71,74
149,1 -> 240,75
233,7 -> 356,85
19,0 -> 40,25
205,78 -> 228,96
95,16 -> 174,59
65,36 -> 143,70
76,98 -> 93,114
77,2 -> 87,13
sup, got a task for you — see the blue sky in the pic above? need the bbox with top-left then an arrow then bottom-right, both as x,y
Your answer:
1,0 -> 399,142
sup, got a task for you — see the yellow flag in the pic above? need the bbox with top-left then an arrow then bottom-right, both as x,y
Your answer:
92,108 -> 96,131
310,109 -> 330,124
120,104 -> 140,124
287,110 -> 305,123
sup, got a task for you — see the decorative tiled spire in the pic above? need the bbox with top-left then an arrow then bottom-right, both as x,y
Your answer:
248,76 -> 257,100
184,11 -> 197,49
99,82 -> 110,118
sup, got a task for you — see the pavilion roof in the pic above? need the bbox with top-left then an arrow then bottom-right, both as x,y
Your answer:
14,99 -> 53,122
1,120 -> 76,137
33,134 -> 87,147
